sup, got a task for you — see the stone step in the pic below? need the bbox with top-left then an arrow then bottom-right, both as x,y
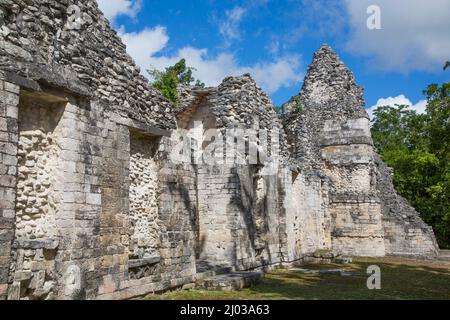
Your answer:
196,261 -> 235,275
291,267 -> 356,276
195,271 -> 216,281
437,250 -> 450,261
439,250 -> 450,256
195,262 -> 237,282
196,272 -> 264,291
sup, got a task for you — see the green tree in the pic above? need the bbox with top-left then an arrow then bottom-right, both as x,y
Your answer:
293,97 -> 304,113
371,82 -> 450,248
148,59 -> 205,105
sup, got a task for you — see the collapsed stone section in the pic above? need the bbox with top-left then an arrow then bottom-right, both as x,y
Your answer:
284,44 -> 366,116
375,155 -> 439,256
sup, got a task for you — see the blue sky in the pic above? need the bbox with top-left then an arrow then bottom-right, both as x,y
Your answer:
97,0 -> 450,114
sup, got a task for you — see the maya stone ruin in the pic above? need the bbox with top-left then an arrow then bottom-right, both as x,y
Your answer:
0,0 -> 440,300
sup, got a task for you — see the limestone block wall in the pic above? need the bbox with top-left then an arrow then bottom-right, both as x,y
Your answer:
383,219 -> 438,257
95,131 -> 197,299
177,78 -> 287,271
0,0 -> 198,300
0,0 -> 176,132
7,90 -> 112,300
280,168 -> 331,261
209,77 -> 285,270
196,165 -> 237,266
251,170 -> 281,267
233,165 -> 280,270
0,81 -> 19,300
320,118 -> 385,256
156,138 -> 197,291
177,96 -> 235,267
329,201 -> 385,256
0,86 -> 196,300
195,164 -> 282,271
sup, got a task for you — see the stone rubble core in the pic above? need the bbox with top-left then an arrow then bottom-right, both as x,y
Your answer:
0,0 -> 439,300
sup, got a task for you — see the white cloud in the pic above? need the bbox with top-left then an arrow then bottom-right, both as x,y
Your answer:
344,0 -> 450,72
240,56 -> 302,93
218,6 -> 247,47
118,26 -> 169,71
97,0 -> 141,22
119,27 -> 303,94
367,94 -> 427,119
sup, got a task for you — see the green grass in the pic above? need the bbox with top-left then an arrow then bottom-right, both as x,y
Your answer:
146,257 -> 450,300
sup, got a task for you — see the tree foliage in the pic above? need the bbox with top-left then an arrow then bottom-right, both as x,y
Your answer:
293,97 -> 304,113
371,82 -> 450,248
148,59 -> 205,105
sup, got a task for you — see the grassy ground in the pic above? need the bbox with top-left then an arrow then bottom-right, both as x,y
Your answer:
146,257 -> 450,300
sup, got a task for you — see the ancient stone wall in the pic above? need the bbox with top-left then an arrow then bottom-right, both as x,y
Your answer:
8,90 -> 115,300
155,137 -> 197,294
196,164 -> 237,266
375,155 -> 439,256
0,0 -> 440,300
0,0 -> 175,131
282,45 -> 438,257
233,165 -> 280,270
208,76 -> 283,270
0,71 -> 196,301
281,170 -> 331,260
320,118 -> 385,256
0,80 -> 19,300
0,0 -> 199,300
176,79 -> 285,271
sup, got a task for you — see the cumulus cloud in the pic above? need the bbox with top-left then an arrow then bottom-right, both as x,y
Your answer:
117,26 -> 169,71
119,27 -> 303,94
97,0 -> 141,22
240,56 -> 302,93
366,94 -> 428,119
344,0 -> 450,72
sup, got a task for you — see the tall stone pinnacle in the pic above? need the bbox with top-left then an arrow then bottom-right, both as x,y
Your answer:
284,44 -> 367,118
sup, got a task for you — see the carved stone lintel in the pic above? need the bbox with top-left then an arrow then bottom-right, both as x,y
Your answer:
12,239 -> 59,250
128,256 -> 161,269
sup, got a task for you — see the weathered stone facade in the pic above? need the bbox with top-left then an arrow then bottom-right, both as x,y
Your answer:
0,0 -> 439,300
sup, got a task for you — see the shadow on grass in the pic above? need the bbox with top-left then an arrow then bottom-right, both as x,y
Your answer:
247,261 -> 450,300
146,259 -> 450,300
